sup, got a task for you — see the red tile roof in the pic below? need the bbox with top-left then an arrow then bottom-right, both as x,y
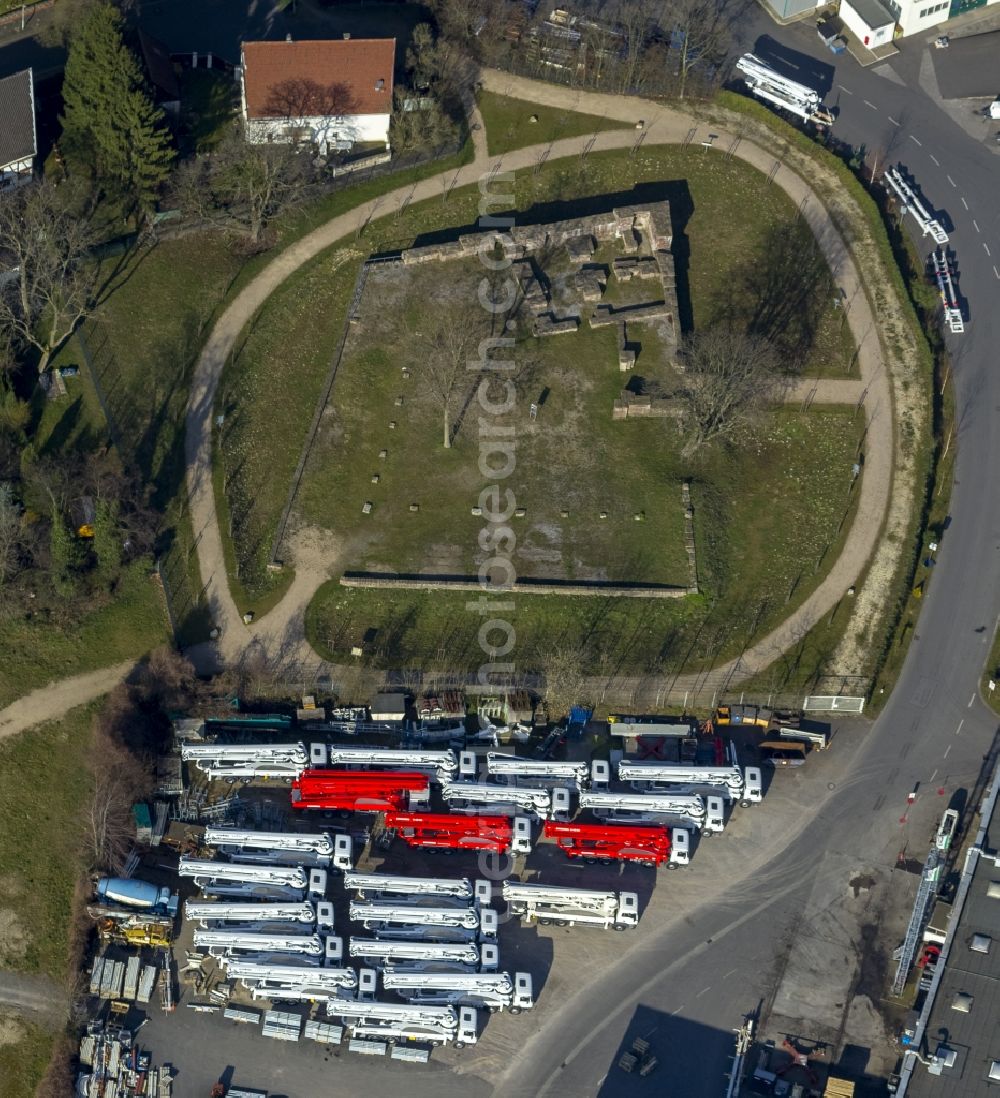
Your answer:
241,38 -> 395,119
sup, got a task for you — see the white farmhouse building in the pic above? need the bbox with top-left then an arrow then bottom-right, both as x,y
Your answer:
0,68 -> 37,191
240,37 -> 395,154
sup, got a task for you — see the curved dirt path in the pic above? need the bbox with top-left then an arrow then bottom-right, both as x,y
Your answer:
185,74 -> 893,690
0,660 -> 134,742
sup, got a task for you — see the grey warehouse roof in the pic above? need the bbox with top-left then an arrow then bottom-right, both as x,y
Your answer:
0,68 -> 36,170
904,770 -> 1000,1098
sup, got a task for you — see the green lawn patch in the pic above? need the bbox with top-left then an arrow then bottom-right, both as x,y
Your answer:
0,704 -> 96,978
0,564 -> 165,709
222,144 -> 859,605
478,91 -> 632,156
305,405 -> 863,674
0,1017 -> 57,1098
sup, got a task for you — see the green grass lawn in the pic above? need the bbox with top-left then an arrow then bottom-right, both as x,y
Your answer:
0,564 -> 165,709
222,144 -> 860,605
0,704 -> 96,977
0,1017 -> 58,1098
296,253 -> 690,586
478,91 -> 632,156
305,405 -> 863,674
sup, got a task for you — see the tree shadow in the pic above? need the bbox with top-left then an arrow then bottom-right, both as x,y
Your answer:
721,217 -> 833,370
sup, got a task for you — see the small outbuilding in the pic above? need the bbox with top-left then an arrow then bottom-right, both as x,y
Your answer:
370,692 -> 407,722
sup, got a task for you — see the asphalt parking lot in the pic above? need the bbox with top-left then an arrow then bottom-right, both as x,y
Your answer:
110,716 -> 943,1098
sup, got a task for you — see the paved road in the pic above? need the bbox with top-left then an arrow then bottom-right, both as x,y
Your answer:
0,969 -> 67,1024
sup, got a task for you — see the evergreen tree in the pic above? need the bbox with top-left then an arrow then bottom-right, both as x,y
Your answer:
60,2 -> 174,208
92,498 -> 122,586
49,506 -> 80,598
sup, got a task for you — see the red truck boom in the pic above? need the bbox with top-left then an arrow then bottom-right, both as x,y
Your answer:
291,769 -> 430,812
386,810 -> 513,852
544,820 -> 672,866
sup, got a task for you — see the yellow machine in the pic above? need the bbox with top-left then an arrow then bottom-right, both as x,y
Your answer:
97,916 -> 172,949
714,705 -> 770,728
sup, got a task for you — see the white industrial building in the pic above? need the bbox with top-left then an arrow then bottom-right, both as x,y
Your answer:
763,0 -> 1000,43
240,37 -> 394,154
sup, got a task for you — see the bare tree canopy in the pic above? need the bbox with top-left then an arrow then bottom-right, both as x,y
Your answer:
173,132 -> 316,246
678,327 -> 785,455
416,320 -> 482,449
0,181 -> 97,373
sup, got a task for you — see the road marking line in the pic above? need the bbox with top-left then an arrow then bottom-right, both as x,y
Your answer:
910,135 -> 922,145
947,174 -> 957,188
930,154 -> 940,166
724,968 -> 738,979
888,116 -> 900,126
961,197 -> 969,210
944,744 -> 952,759
957,718 -> 965,733
930,769 -> 938,782
986,244 -> 992,257
864,99 -> 878,110
994,266 -> 1000,280
838,84 -> 854,95
973,219 -> 980,233
968,694 -> 975,708
696,986 -> 712,997
670,1004 -> 686,1015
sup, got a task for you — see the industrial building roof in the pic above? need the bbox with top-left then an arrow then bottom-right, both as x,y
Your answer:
241,38 -> 395,120
842,0 -> 896,30
931,31 -> 1000,100
903,764 -> 1000,1098
0,68 -> 36,171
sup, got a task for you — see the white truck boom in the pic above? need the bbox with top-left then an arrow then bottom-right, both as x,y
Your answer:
382,971 -> 533,1013
486,753 -> 589,787
344,872 -> 477,901
501,881 -> 639,929
225,960 -> 357,991
349,903 -> 481,930
205,827 -> 334,855
184,901 -> 315,925
442,781 -> 551,816
196,882 -> 305,902
736,53 -> 834,126
616,762 -> 762,806
181,743 -> 308,778
580,790 -> 704,821
312,744 -> 457,781
192,929 -> 324,957
349,939 -> 483,966
328,1001 -> 479,1046
178,858 -> 308,889
884,166 -> 949,244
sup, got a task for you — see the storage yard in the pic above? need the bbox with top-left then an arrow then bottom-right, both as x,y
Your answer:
73,693 -> 869,1096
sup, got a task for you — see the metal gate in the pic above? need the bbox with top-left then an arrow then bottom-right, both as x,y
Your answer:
802,695 -> 866,713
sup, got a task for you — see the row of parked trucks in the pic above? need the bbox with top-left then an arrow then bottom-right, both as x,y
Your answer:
176,824 -> 653,1048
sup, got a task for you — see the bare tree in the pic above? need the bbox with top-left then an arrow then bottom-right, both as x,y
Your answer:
416,319 -> 481,449
542,640 -> 589,718
174,132 -> 316,245
678,327 -> 784,455
0,181 -> 96,373
0,483 -> 22,588
665,0 -> 740,99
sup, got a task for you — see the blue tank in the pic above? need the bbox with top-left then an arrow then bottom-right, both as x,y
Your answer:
96,877 -> 178,916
